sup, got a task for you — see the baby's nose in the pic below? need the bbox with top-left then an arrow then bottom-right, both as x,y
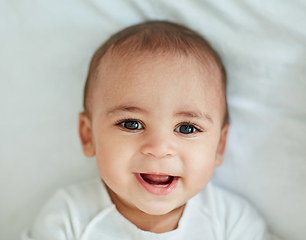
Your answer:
140,133 -> 176,158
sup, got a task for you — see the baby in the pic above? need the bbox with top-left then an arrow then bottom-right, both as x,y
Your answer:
23,21 -> 269,239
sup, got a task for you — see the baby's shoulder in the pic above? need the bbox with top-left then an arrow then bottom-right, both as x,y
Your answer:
23,178 -> 111,240
194,182 -> 261,219
61,178 -> 111,210
189,182 -> 268,239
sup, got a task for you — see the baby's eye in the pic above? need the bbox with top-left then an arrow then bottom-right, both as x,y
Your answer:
121,120 -> 143,130
175,124 -> 198,134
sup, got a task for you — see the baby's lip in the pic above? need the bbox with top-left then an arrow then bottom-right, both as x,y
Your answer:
140,173 -> 173,185
135,173 -> 179,195
138,172 -> 179,177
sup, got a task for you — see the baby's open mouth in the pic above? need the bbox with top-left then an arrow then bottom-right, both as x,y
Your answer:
136,173 -> 179,195
140,173 -> 174,185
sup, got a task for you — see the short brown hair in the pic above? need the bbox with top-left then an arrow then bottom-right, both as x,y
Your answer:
83,21 -> 228,124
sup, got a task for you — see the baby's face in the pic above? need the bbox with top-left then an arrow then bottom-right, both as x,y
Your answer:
79,52 -> 228,217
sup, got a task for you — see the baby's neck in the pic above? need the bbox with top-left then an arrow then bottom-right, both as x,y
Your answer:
119,203 -> 185,233
106,186 -> 185,233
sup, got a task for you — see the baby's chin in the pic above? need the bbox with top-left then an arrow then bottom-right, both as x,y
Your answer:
137,200 -> 186,217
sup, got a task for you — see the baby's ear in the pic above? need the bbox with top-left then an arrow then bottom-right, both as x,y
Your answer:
215,123 -> 229,167
78,112 -> 95,157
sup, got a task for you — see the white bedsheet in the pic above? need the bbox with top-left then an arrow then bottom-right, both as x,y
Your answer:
0,1 -> 305,239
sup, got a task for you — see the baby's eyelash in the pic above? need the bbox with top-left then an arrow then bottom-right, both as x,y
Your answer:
178,122 -> 204,132
115,118 -> 144,126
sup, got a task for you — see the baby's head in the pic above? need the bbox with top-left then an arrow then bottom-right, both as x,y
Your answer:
79,21 -> 229,232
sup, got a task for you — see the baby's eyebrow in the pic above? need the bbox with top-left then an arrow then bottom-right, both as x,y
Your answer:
106,105 -> 213,123
174,110 -> 213,124
106,105 -> 148,115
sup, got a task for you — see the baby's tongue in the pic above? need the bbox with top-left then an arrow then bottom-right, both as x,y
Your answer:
141,174 -> 171,184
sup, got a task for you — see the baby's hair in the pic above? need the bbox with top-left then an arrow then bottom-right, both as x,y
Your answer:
83,20 -> 228,125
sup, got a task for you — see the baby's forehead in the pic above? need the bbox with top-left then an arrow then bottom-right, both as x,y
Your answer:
94,49 -> 225,105
95,48 -> 224,92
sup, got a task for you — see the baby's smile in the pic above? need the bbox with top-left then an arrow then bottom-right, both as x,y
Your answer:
135,173 -> 179,195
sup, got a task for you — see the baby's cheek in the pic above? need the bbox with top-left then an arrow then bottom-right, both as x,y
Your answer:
187,159 -> 215,186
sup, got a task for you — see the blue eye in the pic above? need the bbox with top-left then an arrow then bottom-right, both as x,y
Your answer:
121,120 -> 143,130
175,124 -> 197,134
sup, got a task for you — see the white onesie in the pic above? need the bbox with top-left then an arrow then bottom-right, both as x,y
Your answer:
22,178 -> 270,240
